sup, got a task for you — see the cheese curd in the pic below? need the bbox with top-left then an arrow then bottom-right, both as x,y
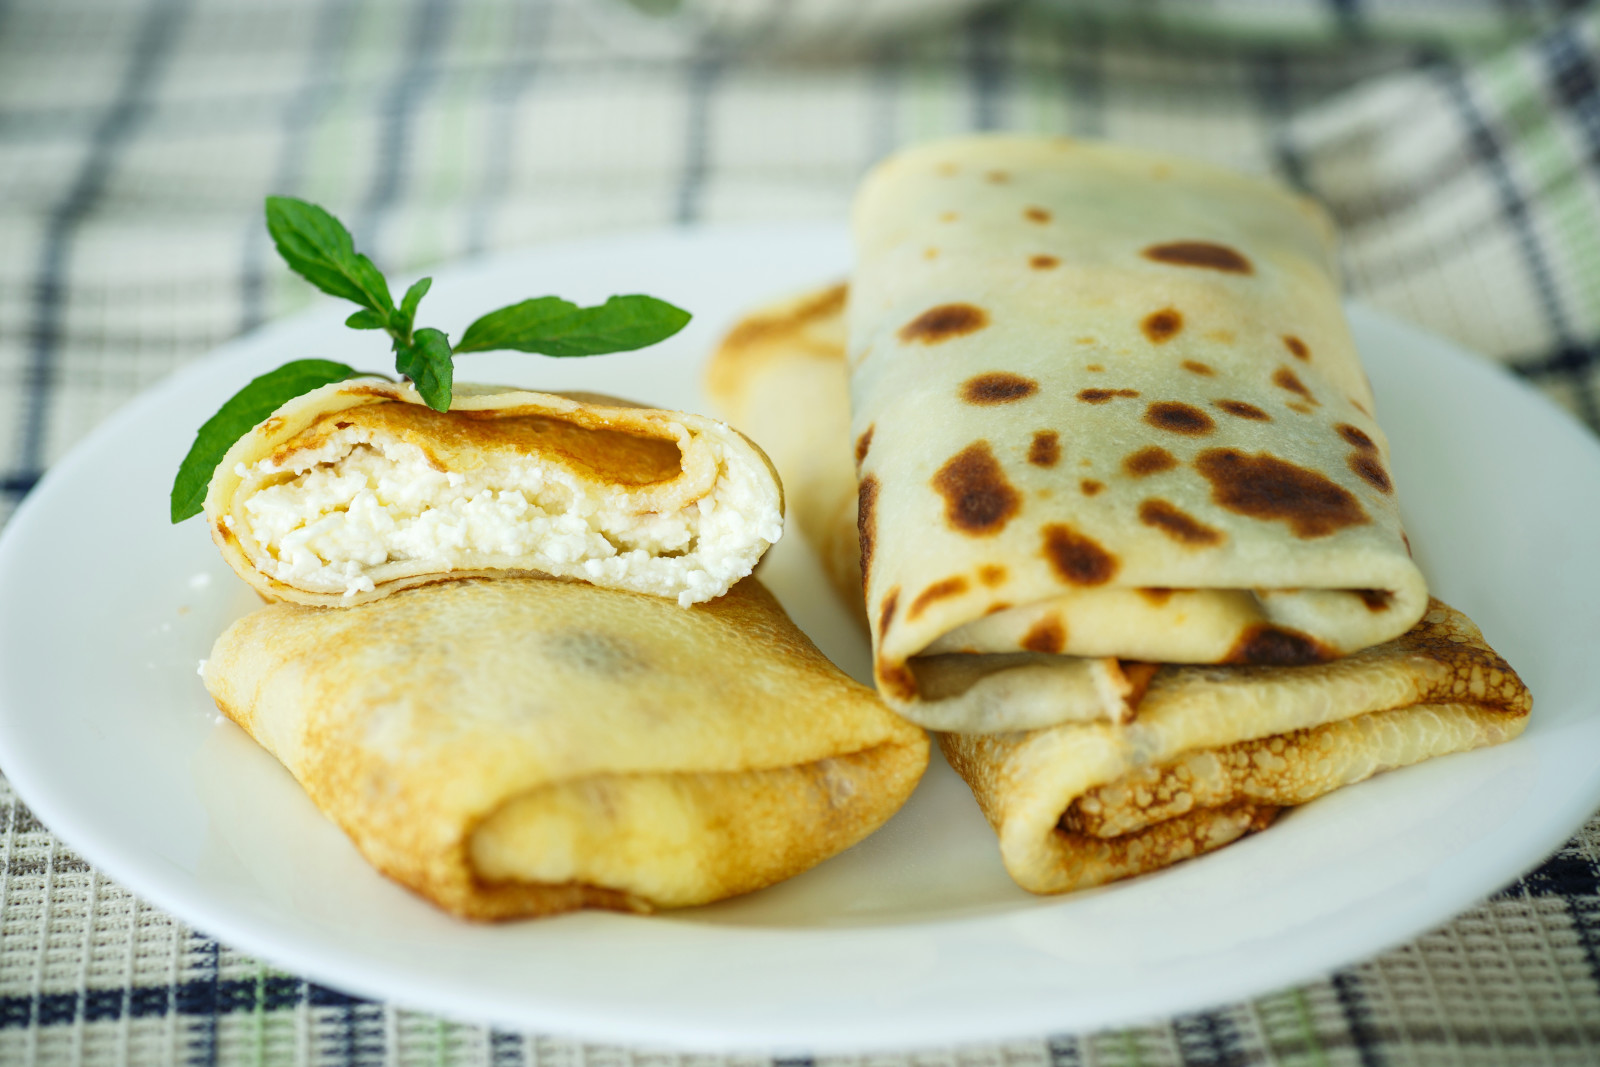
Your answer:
237,424 -> 782,606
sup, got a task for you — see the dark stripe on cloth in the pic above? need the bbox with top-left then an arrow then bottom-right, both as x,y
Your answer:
1438,59 -> 1600,428
1330,971 -> 1385,1067
355,0 -> 457,247
465,3 -> 551,255
183,934 -> 220,1067
239,0 -> 364,333
1,472 -> 39,498
1174,1007 -> 1251,1067
967,3 -> 1010,132
0,977 -> 360,1029
1046,1035 -> 1084,1067
675,52 -> 723,225
15,0 -> 190,477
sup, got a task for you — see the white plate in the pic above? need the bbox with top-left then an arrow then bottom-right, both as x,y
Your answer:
1,224 -> 1597,1053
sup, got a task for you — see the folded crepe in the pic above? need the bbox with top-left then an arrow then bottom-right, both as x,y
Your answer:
707,283 -> 1530,895
943,600 -> 1530,892
205,379 -> 783,607
202,576 -> 929,919
845,136 -> 1429,731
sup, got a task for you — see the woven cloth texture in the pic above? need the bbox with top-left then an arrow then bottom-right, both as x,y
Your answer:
3,0 -> 1600,1063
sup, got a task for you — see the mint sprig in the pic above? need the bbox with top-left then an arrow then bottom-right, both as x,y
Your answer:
170,197 -> 691,524
170,360 -> 366,522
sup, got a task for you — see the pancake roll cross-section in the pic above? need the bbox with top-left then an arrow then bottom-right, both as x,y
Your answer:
204,379 -> 784,607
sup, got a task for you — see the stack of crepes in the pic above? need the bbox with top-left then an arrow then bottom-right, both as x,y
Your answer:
199,380 -> 927,919
708,135 -> 1531,894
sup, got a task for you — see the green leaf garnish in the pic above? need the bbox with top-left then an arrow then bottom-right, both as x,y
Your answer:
394,327 -> 453,412
454,294 -> 691,356
265,197 -> 394,315
173,199 -> 692,522
170,360 -> 364,523
398,276 -> 432,334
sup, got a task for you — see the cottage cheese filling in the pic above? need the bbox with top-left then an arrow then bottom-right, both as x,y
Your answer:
237,425 -> 780,605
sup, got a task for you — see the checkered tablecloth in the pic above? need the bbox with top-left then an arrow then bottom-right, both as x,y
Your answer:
3,1 -> 1600,1063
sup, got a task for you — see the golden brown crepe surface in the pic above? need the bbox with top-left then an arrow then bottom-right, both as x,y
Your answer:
848,136 -> 1428,729
202,577 -> 928,919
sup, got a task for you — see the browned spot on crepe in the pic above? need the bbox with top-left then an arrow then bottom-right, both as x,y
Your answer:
1402,531 -> 1412,556
1123,446 -> 1178,477
985,602 -> 1012,615
1224,623 -> 1336,665
876,658 -> 918,702
962,372 -> 1038,405
856,475 -> 879,592
1287,401 -> 1314,415
1336,424 -> 1376,451
1139,499 -> 1224,546
923,247 -> 940,261
987,170 -> 1010,183
1138,587 -> 1174,606
1143,241 -> 1254,274
1195,449 -> 1370,539
1028,430 -> 1061,467
979,564 -> 1007,587
1181,360 -> 1215,376
909,577 -> 970,621
1021,616 -> 1066,654
1030,254 -> 1059,270
1080,478 -> 1105,496
718,284 -> 847,350
939,212 -> 958,223
1349,453 -> 1394,493
1283,335 -> 1311,361
878,586 -> 899,639
1356,589 -> 1393,611
855,424 -> 875,467
1272,366 -> 1318,404
1142,308 -> 1184,343
1214,399 -> 1271,421
1024,205 -> 1051,222
1145,401 -> 1215,436
899,303 -> 989,344
1079,388 -> 1140,404
1350,398 -> 1372,416
1042,524 -> 1119,586
932,442 -> 1021,535
1085,362 -> 1104,371
936,162 -> 958,176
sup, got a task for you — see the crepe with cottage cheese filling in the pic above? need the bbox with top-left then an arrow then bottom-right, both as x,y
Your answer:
707,288 -> 1531,894
201,576 -> 929,920
204,379 -> 783,607
848,136 -> 1428,730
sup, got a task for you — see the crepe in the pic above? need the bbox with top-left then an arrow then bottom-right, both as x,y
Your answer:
706,277 -> 1529,895
706,283 -> 864,622
205,379 -> 783,607
943,600 -> 1530,892
846,136 -> 1428,730
201,576 -> 929,919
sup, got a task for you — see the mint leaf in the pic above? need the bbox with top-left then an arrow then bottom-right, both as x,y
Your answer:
345,309 -> 386,330
171,360 -> 365,523
265,197 -> 394,315
453,294 -> 690,356
395,328 -> 453,412
398,277 -> 432,335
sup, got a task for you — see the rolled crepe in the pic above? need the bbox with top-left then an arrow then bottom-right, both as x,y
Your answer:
202,577 -> 929,919
205,379 -> 783,607
707,286 -> 1530,894
848,136 -> 1428,730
